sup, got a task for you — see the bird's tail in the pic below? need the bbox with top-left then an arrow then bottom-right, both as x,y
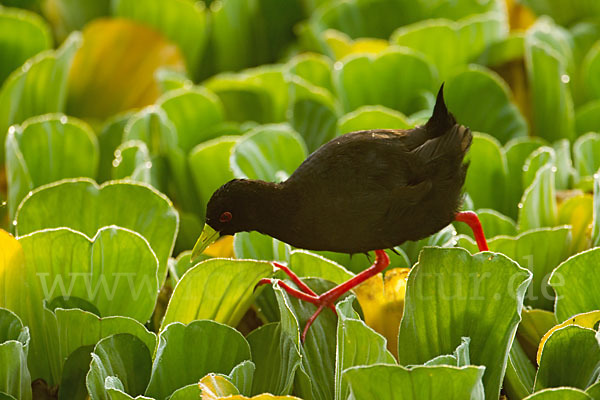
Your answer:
425,83 -> 458,138
412,123 -> 471,163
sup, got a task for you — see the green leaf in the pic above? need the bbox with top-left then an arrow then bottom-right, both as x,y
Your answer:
5,114 -> 99,220
233,231 -> 291,262
446,65 -> 527,144
477,32 -> 525,67
204,73 -> 274,124
553,139 -> 577,190
333,48 -> 436,115
289,250 -> 354,285
524,388 -> 592,400
42,0 -> 109,41
343,364 -> 485,400
338,105 -> 411,134
535,326 -> 600,390
522,146 -> 556,191
458,226 -> 571,310
399,224 -> 456,266
0,308 -> 31,400
582,41 -> 600,102
398,247 -> 532,400
8,227 -> 158,383
121,107 -> 176,193
587,381 -> 600,400
574,133 -> 600,177
155,67 -> 191,93
464,133 -> 507,212
86,334 -> 152,400
205,0 -> 303,79
391,12 -> 507,80
517,309 -> 557,364
504,340 -> 536,400
189,136 -> 238,214
161,258 -> 273,328
15,179 -> 178,285
334,296 -> 395,400
169,383 -> 202,400
205,66 -> 289,124
314,246 -> 410,274
424,337 -> 471,367
112,0 -> 208,82
288,76 -> 338,153
593,172 -> 600,247
231,124 -> 307,181
228,360 -> 255,397
550,247 -> 600,322
145,320 -> 251,400
525,23 -> 575,142
519,0 -> 600,26
111,140 -> 153,184
49,307 -> 156,374
97,112 -> 133,183
0,32 -> 80,163
158,87 -> 225,153
306,0 -> 503,42
576,100 -> 600,136
518,164 -> 558,232
0,7 -> 52,85
504,137 -> 547,219
273,280 -> 339,400
287,53 -> 334,93
59,345 -> 93,400
246,323 -> 301,396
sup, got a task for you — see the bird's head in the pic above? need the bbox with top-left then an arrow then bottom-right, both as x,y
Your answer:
191,179 -> 256,261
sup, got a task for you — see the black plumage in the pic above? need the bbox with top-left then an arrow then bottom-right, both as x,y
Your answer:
202,85 -> 471,254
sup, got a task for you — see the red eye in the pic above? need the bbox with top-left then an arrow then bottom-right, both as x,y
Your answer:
219,211 -> 232,223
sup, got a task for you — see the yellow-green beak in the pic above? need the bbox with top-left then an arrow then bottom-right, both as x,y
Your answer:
191,224 -> 220,262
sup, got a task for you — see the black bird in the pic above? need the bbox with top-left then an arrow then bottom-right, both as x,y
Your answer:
192,85 -> 488,340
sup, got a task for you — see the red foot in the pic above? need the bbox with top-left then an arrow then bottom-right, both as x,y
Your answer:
455,211 -> 489,252
257,250 -> 390,342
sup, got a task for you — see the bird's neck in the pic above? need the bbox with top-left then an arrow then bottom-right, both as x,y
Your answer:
241,181 -> 297,237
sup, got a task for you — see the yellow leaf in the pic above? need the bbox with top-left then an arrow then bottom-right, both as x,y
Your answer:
0,229 -> 24,312
324,29 -> 388,60
199,374 -> 300,400
353,267 -> 409,358
505,0 -> 536,31
204,235 -> 235,258
67,18 -> 186,124
537,310 -> 600,364
558,194 -> 593,253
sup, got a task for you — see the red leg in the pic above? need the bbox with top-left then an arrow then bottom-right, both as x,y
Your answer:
302,304 -> 326,342
257,278 -> 320,304
318,249 -> 389,304
256,264 -> 337,313
256,250 -> 390,342
455,211 -> 489,252
273,262 -> 318,297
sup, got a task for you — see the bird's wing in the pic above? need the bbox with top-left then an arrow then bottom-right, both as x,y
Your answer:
286,130 -> 433,220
